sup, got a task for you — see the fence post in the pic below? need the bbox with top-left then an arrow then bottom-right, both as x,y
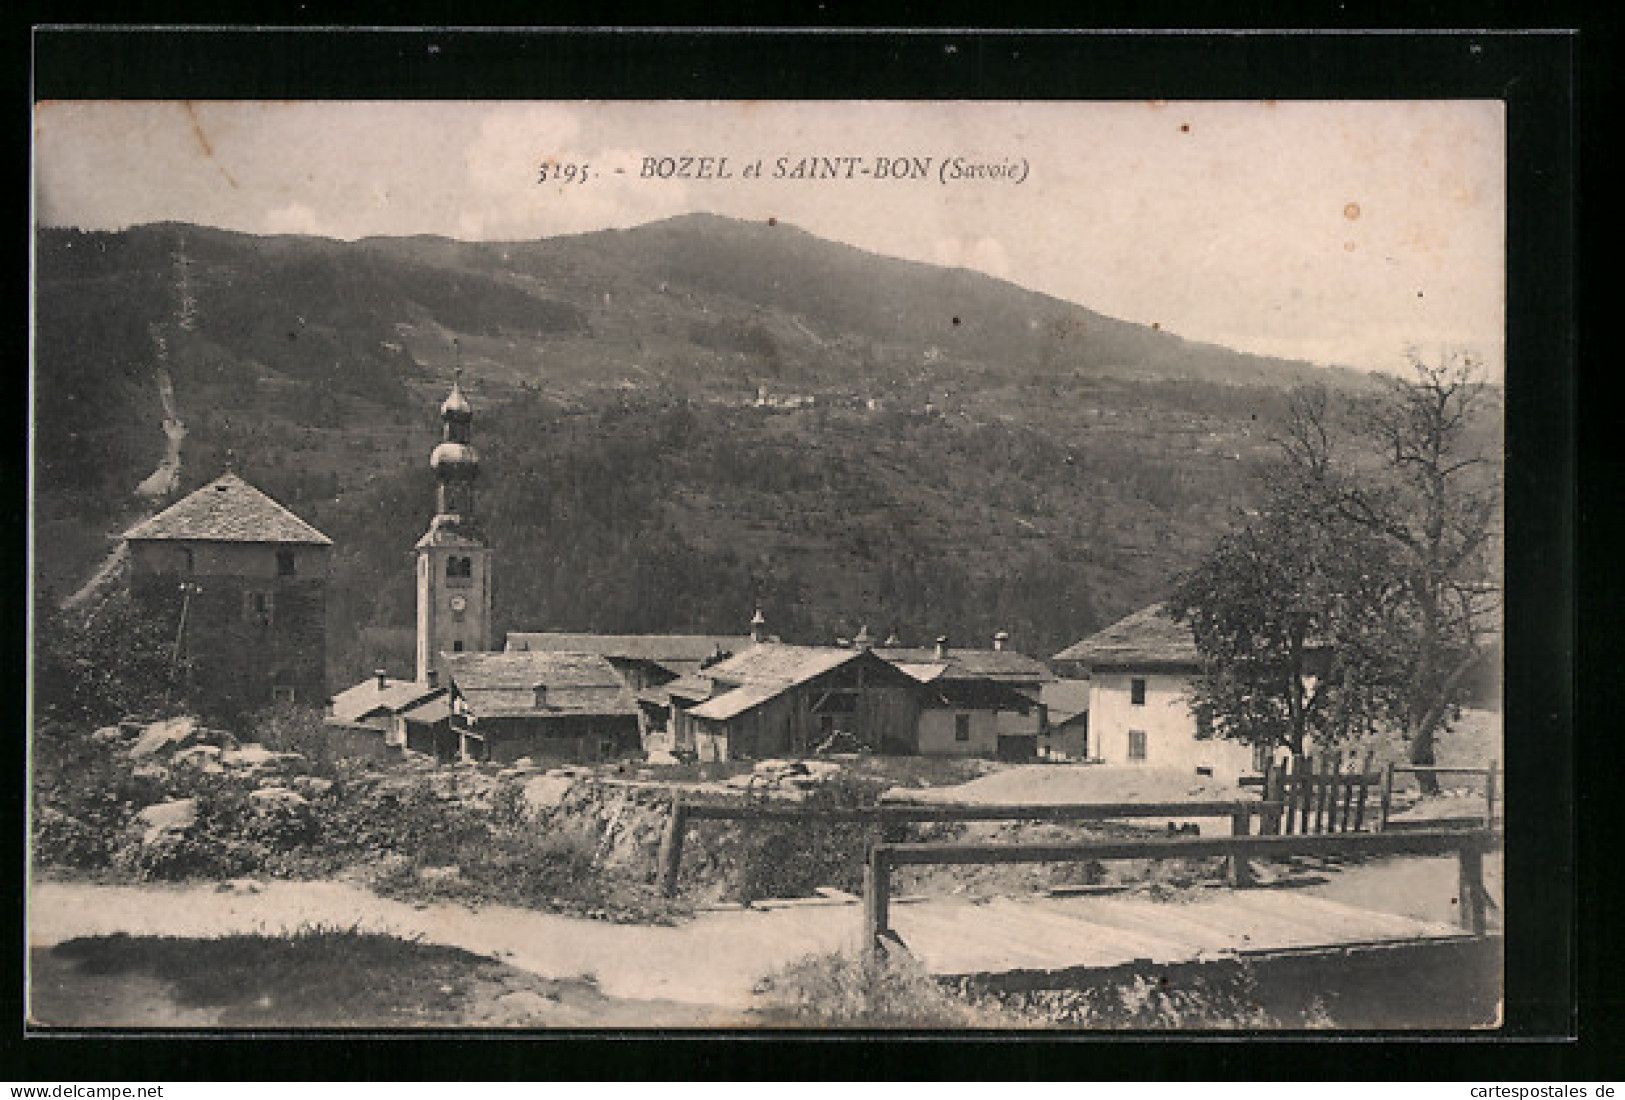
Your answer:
1379,761 -> 1396,831
1263,762 -> 1283,835
1227,809 -> 1254,887
1485,761 -> 1499,828
656,798 -> 690,898
863,843 -> 892,957
1457,840 -> 1487,935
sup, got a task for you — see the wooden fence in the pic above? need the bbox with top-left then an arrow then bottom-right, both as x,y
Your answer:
1241,756 -> 1500,833
1259,754 -> 1385,835
655,797 -> 1283,897
862,826 -> 1503,955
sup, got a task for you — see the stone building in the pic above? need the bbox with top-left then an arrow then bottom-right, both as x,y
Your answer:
123,469 -> 332,711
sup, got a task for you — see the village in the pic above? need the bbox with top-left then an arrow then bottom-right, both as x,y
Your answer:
29,369 -> 1504,1030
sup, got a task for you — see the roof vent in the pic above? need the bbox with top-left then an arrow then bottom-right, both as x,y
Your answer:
993,631 -> 1009,652
935,635 -> 948,660
376,669 -> 389,691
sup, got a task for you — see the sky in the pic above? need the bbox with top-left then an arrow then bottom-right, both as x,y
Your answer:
33,100 -> 1505,377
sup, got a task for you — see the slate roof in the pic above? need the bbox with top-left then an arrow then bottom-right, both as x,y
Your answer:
1041,679 -> 1092,723
880,647 -> 1053,684
124,471 -> 336,545
702,643 -> 861,687
440,651 -> 639,720
1051,603 -> 1201,670
401,694 -> 452,725
123,471 -> 333,546
687,684 -> 784,722
506,633 -> 752,660
504,632 -> 751,676
329,677 -> 445,725
636,674 -> 717,708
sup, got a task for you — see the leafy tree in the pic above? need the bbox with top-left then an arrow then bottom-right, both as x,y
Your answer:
1171,353 -> 1500,773
1169,497 -> 1407,757
33,593 -> 194,727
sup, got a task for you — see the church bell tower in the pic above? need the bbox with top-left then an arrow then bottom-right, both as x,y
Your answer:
416,370 -> 493,684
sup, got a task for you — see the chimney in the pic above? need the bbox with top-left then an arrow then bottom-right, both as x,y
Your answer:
934,635 -> 948,660
993,631 -> 1009,652
375,669 -> 389,691
750,606 -> 767,644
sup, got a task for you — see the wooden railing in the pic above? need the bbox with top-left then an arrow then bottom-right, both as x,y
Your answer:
655,797 -> 1283,897
862,826 -> 1502,955
1239,757 -> 1500,832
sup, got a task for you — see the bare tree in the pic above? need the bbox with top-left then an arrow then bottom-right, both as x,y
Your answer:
1284,352 -> 1502,784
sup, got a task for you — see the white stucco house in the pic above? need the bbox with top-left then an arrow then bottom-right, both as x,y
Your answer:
1052,603 -> 1260,782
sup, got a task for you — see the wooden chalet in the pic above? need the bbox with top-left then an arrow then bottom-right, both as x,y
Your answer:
440,650 -> 642,764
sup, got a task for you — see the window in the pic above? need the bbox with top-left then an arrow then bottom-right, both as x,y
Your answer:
272,685 -> 297,704
819,714 -> 835,737
1195,704 -> 1214,739
243,590 -> 275,625
1130,678 -> 1147,705
446,556 -> 473,580
954,714 -> 972,742
178,547 -> 194,573
1128,729 -> 1147,761
276,550 -> 296,577
452,640 -> 464,652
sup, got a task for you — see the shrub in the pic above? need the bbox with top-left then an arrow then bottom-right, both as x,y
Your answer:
995,963 -> 1283,1029
757,950 -> 1031,1028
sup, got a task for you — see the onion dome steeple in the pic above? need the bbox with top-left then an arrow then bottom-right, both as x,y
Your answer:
428,368 -> 481,522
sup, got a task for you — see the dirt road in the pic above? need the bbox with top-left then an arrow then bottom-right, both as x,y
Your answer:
29,879 -> 864,1010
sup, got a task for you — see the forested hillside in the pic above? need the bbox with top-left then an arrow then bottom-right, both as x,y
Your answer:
33,216 -> 1382,687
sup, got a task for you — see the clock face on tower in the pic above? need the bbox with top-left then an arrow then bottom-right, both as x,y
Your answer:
449,595 -> 467,613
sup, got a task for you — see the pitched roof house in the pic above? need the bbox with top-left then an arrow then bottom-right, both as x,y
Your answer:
1053,604 -> 1256,781
439,650 -> 642,764
673,643 -> 924,761
122,469 -> 333,709
878,639 -> 1054,759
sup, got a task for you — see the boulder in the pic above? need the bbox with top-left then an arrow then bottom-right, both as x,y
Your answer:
290,776 -> 334,798
129,716 -> 200,759
134,798 -> 197,846
521,774 -> 576,812
171,744 -> 222,769
248,786 -> 308,811
92,726 -> 123,744
131,762 -> 169,783
222,744 -> 303,771
753,758 -> 808,776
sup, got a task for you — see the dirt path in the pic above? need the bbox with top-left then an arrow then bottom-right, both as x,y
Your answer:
63,366 -> 186,611
134,368 -> 186,501
29,879 -> 864,1010
30,852 -> 1499,1018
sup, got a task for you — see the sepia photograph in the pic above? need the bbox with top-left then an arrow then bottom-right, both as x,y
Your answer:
29,94 -> 1509,1032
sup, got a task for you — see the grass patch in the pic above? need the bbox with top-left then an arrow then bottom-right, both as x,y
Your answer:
754,950 -> 1033,1028
39,926 -> 503,1027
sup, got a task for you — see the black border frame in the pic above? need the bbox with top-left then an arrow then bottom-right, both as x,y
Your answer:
14,25 -> 1585,1081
